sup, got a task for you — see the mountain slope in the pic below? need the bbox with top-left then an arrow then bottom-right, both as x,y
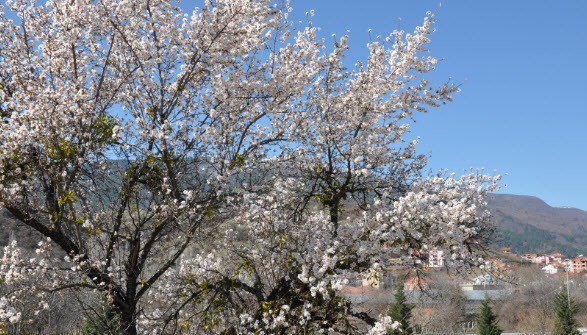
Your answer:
487,194 -> 587,256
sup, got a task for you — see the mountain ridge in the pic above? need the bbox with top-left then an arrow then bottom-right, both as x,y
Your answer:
487,193 -> 587,256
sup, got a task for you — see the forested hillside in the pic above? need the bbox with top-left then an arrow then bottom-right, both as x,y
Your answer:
488,194 -> 587,256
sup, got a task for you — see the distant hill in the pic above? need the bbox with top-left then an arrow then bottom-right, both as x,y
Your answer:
487,193 -> 587,257
2,193 -> 585,257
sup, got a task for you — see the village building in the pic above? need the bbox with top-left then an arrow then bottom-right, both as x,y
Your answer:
570,256 -> 587,273
428,249 -> 445,268
404,277 -> 430,291
541,264 -> 559,274
549,253 -> 565,262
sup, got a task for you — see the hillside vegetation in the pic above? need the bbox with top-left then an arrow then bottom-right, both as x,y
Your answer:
488,194 -> 587,256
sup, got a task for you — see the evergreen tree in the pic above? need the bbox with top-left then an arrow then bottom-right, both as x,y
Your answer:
80,298 -> 120,335
477,295 -> 502,335
552,288 -> 581,335
386,284 -> 413,335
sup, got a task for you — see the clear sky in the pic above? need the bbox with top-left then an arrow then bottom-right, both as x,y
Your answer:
290,1 -> 587,210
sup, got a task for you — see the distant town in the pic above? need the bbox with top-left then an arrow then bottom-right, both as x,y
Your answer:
339,247 -> 587,333
517,250 -> 587,274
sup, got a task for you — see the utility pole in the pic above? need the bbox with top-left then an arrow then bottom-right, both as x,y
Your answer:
566,269 -> 570,305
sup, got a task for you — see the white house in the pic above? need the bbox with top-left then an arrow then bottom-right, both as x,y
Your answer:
428,249 -> 445,268
541,264 -> 558,274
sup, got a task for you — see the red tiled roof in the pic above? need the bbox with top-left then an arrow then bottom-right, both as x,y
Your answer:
405,277 -> 430,284
339,285 -> 382,295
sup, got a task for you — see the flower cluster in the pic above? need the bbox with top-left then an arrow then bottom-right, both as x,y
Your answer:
0,1 -> 499,334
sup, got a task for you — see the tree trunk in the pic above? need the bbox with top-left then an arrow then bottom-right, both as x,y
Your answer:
120,308 -> 137,335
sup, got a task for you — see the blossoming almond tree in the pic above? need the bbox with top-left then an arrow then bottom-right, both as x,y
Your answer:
0,0 -> 499,334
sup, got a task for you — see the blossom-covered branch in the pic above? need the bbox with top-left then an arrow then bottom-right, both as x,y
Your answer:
0,1 -> 499,334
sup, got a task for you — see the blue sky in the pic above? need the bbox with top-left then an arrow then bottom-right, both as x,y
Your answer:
290,1 -> 587,209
